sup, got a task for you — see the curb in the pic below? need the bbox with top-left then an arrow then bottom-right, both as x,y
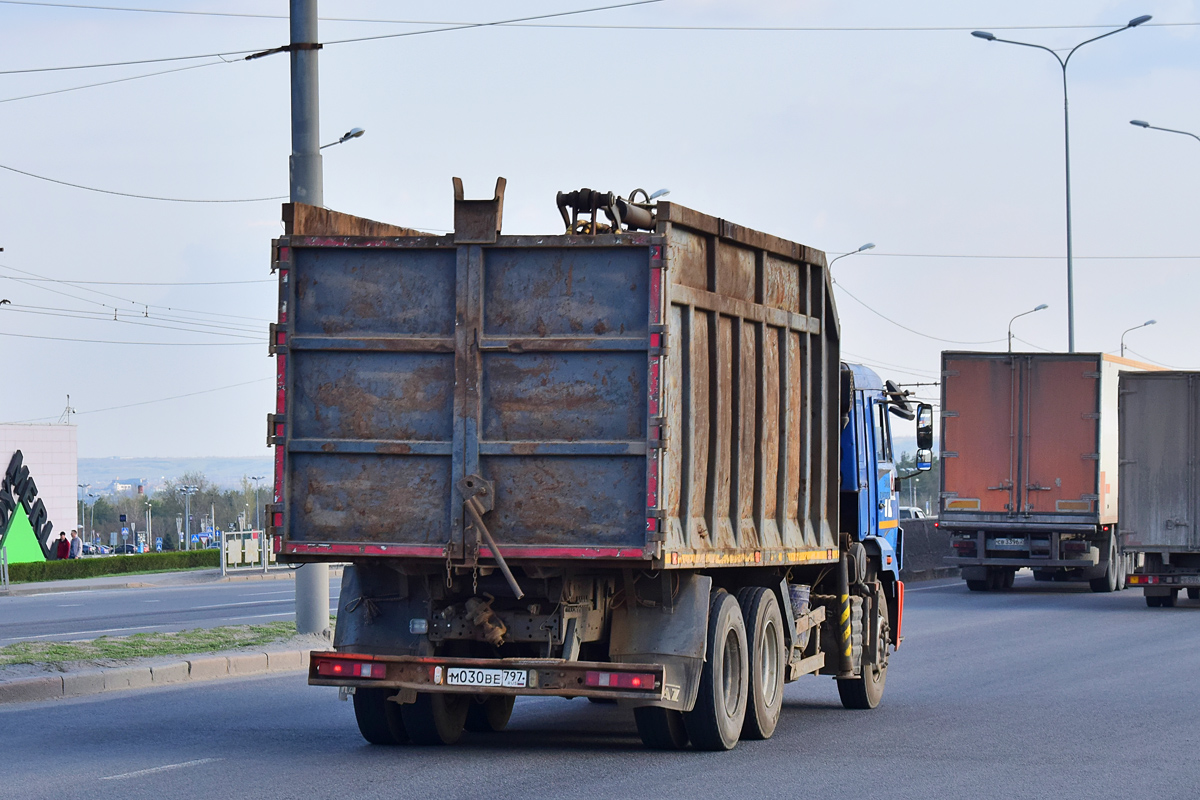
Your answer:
0,649 -> 323,706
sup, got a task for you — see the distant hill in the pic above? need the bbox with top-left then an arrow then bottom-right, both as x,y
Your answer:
79,457 -> 273,493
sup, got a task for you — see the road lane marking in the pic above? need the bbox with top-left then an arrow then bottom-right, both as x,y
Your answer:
143,600 -> 161,603
57,604 -> 83,607
101,758 -> 221,781
905,583 -> 962,592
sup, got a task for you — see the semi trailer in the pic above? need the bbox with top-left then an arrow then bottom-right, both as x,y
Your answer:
1119,371 -> 1200,607
940,351 -> 1155,592
266,179 -> 931,750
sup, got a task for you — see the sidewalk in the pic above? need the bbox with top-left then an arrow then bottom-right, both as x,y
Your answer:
0,565 -> 343,597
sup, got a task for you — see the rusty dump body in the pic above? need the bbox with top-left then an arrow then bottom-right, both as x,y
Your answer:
941,351 -> 1158,587
268,190 -> 840,571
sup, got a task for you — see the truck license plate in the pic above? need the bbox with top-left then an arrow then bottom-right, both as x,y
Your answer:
443,667 -> 528,688
992,537 -> 1025,547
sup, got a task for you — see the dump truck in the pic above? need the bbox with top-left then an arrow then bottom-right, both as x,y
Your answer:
940,351 -> 1155,592
266,179 -> 931,750
1120,371 -> 1200,607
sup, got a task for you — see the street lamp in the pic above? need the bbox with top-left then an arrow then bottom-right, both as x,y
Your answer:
250,475 -> 265,532
828,242 -> 875,268
1130,119 -> 1200,144
972,14 -> 1152,353
177,484 -> 199,551
87,492 -> 97,543
319,127 -> 365,150
1120,319 -> 1156,358
1008,303 -> 1049,352
77,483 -> 89,531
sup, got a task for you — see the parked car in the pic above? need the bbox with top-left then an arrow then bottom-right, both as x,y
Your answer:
113,544 -> 138,554
899,506 -> 927,520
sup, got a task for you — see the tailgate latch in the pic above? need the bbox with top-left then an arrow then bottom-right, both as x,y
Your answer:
457,475 -> 525,599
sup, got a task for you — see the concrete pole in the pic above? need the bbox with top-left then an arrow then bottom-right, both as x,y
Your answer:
290,0 -> 330,637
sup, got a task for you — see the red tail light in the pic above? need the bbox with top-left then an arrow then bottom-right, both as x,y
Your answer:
585,671 -> 656,690
315,657 -> 386,679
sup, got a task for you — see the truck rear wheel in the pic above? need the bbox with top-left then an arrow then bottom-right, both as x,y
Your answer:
735,586 -> 785,740
683,590 -> 748,751
1089,538 -> 1122,593
465,695 -> 514,733
352,688 -> 408,745
1188,588 -> 1200,601
1146,594 -> 1164,608
634,707 -> 690,750
837,583 -> 889,710
401,692 -> 469,745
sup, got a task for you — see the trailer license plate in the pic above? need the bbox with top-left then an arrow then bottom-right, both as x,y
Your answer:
443,667 -> 528,688
992,538 -> 1025,547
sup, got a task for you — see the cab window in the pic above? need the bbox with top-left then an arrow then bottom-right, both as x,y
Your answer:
874,402 -> 891,463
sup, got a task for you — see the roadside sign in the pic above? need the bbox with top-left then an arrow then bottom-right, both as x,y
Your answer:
155,538 -> 162,552
121,526 -> 129,536
191,534 -> 200,543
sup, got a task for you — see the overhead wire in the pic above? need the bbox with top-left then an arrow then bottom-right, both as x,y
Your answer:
0,330 -> 258,346
829,252 -> 1199,261
0,162 -> 285,203
0,377 -> 271,424
1,304 -> 263,339
0,60 -> 222,104
0,263 -> 273,323
832,281 -> 1007,345
1,2 -> 1195,31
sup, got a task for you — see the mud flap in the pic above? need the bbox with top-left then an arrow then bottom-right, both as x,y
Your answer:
333,564 -> 429,656
609,573 -> 711,712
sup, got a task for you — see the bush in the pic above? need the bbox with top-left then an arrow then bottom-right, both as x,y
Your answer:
8,550 -> 219,583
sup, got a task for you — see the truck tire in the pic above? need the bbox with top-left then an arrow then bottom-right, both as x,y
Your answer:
1033,570 -> 1054,582
1188,588 -> 1200,601
1002,569 -> 1015,590
987,568 -> 1004,591
465,695 -> 514,733
1146,594 -> 1163,608
634,707 -> 689,750
837,583 -> 889,710
352,688 -> 408,745
966,579 -> 989,592
1089,538 -> 1121,593
683,590 -> 748,751
735,587 -> 785,740
1163,590 -> 1178,608
401,693 -> 469,745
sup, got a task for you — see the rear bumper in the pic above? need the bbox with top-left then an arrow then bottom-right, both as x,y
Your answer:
1128,573 -> 1200,587
308,652 -> 665,702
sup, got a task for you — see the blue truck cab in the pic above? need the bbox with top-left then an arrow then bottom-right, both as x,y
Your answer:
840,363 -> 933,585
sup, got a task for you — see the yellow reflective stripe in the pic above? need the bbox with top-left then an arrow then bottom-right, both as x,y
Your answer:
879,519 -> 899,529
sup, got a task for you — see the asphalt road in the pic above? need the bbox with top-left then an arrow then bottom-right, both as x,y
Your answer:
0,579 -> 341,644
3,573 -> 1199,800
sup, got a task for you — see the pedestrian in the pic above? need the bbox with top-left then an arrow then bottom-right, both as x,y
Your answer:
69,529 -> 82,559
55,532 -> 70,560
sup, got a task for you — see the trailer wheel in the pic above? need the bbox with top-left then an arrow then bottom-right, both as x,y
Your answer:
1163,590 -> 1178,608
1188,588 -> 1200,601
1146,594 -> 1163,608
735,587 -> 785,740
401,693 -> 469,745
465,695 -> 514,733
683,590 -> 748,751
1002,569 -> 1015,590
352,688 -> 408,745
1033,570 -> 1054,582
837,583 -> 889,710
966,579 -> 989,592
1089,538 -> 1121,593
634,707 -> 690,750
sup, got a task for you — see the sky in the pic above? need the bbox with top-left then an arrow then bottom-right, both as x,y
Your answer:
0,0 -> 1196,458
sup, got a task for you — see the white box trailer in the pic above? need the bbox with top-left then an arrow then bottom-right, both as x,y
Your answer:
1120,371 -> 1200,607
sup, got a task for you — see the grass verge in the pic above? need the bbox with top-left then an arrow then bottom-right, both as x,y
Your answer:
0,621 -> 297,667
9,550 -> 220,583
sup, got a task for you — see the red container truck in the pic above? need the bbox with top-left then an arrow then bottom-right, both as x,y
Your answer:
940,351 -> 1157,592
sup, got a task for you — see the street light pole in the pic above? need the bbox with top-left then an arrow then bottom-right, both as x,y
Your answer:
1130,119 -> 1200,144
291,0 -> 330,637
973,15 -> 1151,353
250,475 -> 265,531
1008,303 -> 1049,352
1120,319 -> 1157,358
828,242 -> 875,268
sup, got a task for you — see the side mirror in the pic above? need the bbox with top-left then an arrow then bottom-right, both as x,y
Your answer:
916,403 -> 934,451
916,448 -> 933,473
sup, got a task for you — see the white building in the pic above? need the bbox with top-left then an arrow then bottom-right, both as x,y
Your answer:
0,424 -> 79,550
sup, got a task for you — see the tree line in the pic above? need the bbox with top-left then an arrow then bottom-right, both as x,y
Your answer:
78,472 -> 268,549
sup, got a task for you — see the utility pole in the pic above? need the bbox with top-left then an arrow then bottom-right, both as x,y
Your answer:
291,0 -> 330,637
